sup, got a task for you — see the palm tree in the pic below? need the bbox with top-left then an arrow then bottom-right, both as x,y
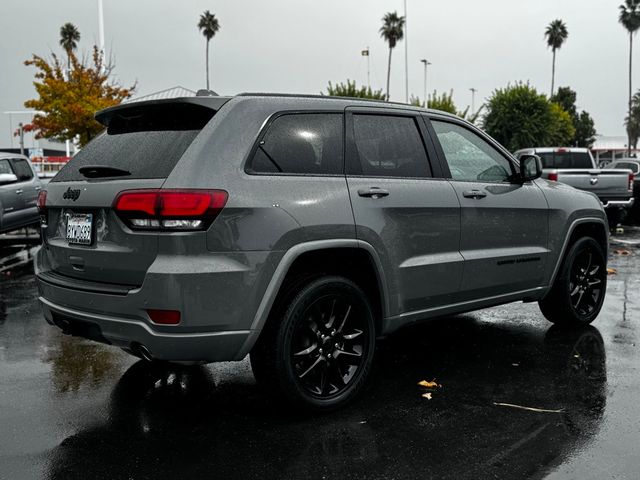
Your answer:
198,10 -> 221,91
619,0 -> 640,155
59,23 -> 80,71
544,19 -> 568,98
379,12 -> 405,101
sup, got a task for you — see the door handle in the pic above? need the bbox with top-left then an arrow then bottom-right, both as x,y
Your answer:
15,189 -> 23,194
35,186 -> 42,191
462,190 -> 487,199
358,187 -> 390,199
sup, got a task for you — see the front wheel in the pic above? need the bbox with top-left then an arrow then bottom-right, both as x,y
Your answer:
250,276 -> 376,412
539,237 -> 607,326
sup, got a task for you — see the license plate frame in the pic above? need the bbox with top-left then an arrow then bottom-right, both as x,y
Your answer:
66,213 -> 93,246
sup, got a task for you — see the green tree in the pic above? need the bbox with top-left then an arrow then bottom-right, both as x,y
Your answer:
324,79 -> 385,99
625,90 -> 640,150
59,22 -> 80,71
198,10 -> 221,91
483,83 -> 574,151
619,0 -> 640,155
551,86 -> 597,147
24,47 -> 134,146
379,11 -> 405,101
545,19 -> 569,97
575,111 -> 597,148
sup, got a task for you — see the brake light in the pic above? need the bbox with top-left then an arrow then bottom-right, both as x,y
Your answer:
555,148 -> 567,153
113,189 -> 228,231
147,309 -> 181,325
548,172 -> 559,182
630,172 -> 635,191
37,190 -> 47,212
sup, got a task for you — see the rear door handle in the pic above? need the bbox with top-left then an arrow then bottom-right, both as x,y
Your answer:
462,190 -> 487,199
15,189 -> 23,194
358,187 -> 390,199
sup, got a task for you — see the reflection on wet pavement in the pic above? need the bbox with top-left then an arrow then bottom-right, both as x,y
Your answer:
0,241 -> 639,479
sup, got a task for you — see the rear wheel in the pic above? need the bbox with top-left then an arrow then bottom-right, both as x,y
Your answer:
539,237 -> 606,326
250,276 -> 376,412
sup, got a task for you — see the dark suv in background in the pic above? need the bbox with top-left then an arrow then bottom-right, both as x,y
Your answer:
36,94 -> 608,410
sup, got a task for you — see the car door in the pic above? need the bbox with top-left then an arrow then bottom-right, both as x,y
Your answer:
426,115 -> 549,301
345,107 -> 462,317
0,158 -> 24,230
9,157 -> 41,226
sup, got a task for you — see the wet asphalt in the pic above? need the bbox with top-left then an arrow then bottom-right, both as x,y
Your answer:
0,233 -> 639,480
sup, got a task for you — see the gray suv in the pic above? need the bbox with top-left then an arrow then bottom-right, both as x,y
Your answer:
36,94 -> 609,410
0,152 -> 42,234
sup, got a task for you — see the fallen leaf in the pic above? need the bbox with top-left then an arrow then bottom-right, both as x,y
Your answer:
418,379 -> 441,388
613,249 -> 632,256
607,267 -> 617,275
422,392 -> 432,400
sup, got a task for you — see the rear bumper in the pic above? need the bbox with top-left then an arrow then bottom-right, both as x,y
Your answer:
36,247 -> 283,362
40,296 -> 251,362
601,198 -> 634,208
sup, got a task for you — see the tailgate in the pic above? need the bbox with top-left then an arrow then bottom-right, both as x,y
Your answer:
39,99 -> 222,287
556,169 -> 632,197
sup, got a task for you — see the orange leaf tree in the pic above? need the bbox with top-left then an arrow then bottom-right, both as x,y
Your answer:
24,46 -> 135,147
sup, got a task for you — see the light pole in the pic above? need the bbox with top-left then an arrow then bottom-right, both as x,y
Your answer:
361,47 -> 370,89
420,59 -> 431,107
98,0 -> 105,54
404,0 -> 409,103
470,87 -> 477,114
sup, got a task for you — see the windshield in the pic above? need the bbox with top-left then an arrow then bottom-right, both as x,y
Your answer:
537,151 -> 593,169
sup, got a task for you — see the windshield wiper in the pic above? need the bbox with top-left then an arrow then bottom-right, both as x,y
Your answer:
79,165 -> 132,178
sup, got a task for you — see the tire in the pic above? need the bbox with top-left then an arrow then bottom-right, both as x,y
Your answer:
539,237 -> 607,326
250,276 -> 376,412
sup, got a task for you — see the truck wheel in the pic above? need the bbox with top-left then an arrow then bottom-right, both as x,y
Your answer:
539,237 -> 607,326
250,276 -> 376,412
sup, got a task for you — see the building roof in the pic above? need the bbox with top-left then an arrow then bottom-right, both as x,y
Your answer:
123,86 -> 197,103
591,135 -> 636,152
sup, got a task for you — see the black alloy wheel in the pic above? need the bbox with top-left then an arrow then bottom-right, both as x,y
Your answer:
539,237 -> 607,326
251,276 -> 376,411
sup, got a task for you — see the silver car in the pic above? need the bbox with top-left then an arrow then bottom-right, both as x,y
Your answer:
0,152 -> 42,234
36,94 -> 609,410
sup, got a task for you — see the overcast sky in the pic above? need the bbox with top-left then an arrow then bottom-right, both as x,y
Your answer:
0,0 -> 635,150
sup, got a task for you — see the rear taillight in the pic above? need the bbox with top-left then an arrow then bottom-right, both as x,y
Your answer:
630,173 -> 635,191
548,172 -> 559,182
37,190 -> 47,212
113,189 -> 228,231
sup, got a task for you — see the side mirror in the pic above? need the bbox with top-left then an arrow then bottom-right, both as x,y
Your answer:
519,154 -> 542,182
0,173 -> 18,185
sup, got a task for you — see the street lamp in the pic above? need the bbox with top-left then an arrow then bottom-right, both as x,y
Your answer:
470,87 -> 477,114
420,59 -> 431,107
404,0 -> 409,103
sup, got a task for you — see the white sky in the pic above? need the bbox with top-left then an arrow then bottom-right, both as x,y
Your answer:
0,0 -> 635,150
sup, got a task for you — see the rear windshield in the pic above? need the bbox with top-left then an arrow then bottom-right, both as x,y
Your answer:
537,151 -> 593,169
52,103 -> 215,182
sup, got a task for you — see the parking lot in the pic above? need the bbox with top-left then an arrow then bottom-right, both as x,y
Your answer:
0,230 -> 639,480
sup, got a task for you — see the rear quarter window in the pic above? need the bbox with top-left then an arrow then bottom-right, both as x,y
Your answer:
248,113 -> 343,175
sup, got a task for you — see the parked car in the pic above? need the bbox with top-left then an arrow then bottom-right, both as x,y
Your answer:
36,94 -> 609,410
513,147 -> 634,227
604,158 -> 640,222
0,152 -> 43,234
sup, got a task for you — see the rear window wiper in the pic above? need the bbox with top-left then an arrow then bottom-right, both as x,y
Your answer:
78,165 -> 132,178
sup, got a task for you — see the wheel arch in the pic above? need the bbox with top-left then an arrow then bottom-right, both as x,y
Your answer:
238,240 -> 389,358
544,217 -> 608,299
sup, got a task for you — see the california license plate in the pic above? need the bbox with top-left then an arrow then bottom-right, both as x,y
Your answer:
66,213 -> 93,245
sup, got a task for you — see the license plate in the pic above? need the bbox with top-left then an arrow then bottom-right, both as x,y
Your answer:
66,214 -> 93,245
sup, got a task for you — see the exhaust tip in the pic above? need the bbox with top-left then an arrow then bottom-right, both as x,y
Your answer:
132,343 -> 154,362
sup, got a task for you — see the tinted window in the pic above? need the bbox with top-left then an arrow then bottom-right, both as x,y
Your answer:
432,121 -> 513,182
0,159 -> 13,175
10,159 -> 33,181
350,115 -> 431,178
53,130 -> 200,182
536,151 -> 593,169
612,162 -> 639,173
250,113 -> 343,175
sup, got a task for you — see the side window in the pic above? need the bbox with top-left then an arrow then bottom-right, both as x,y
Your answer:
431,121 -> 513,182
350,114 -> 431,178
249,113 -> 343,175
0,159 -> 14,175
10,159 -> 34,181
